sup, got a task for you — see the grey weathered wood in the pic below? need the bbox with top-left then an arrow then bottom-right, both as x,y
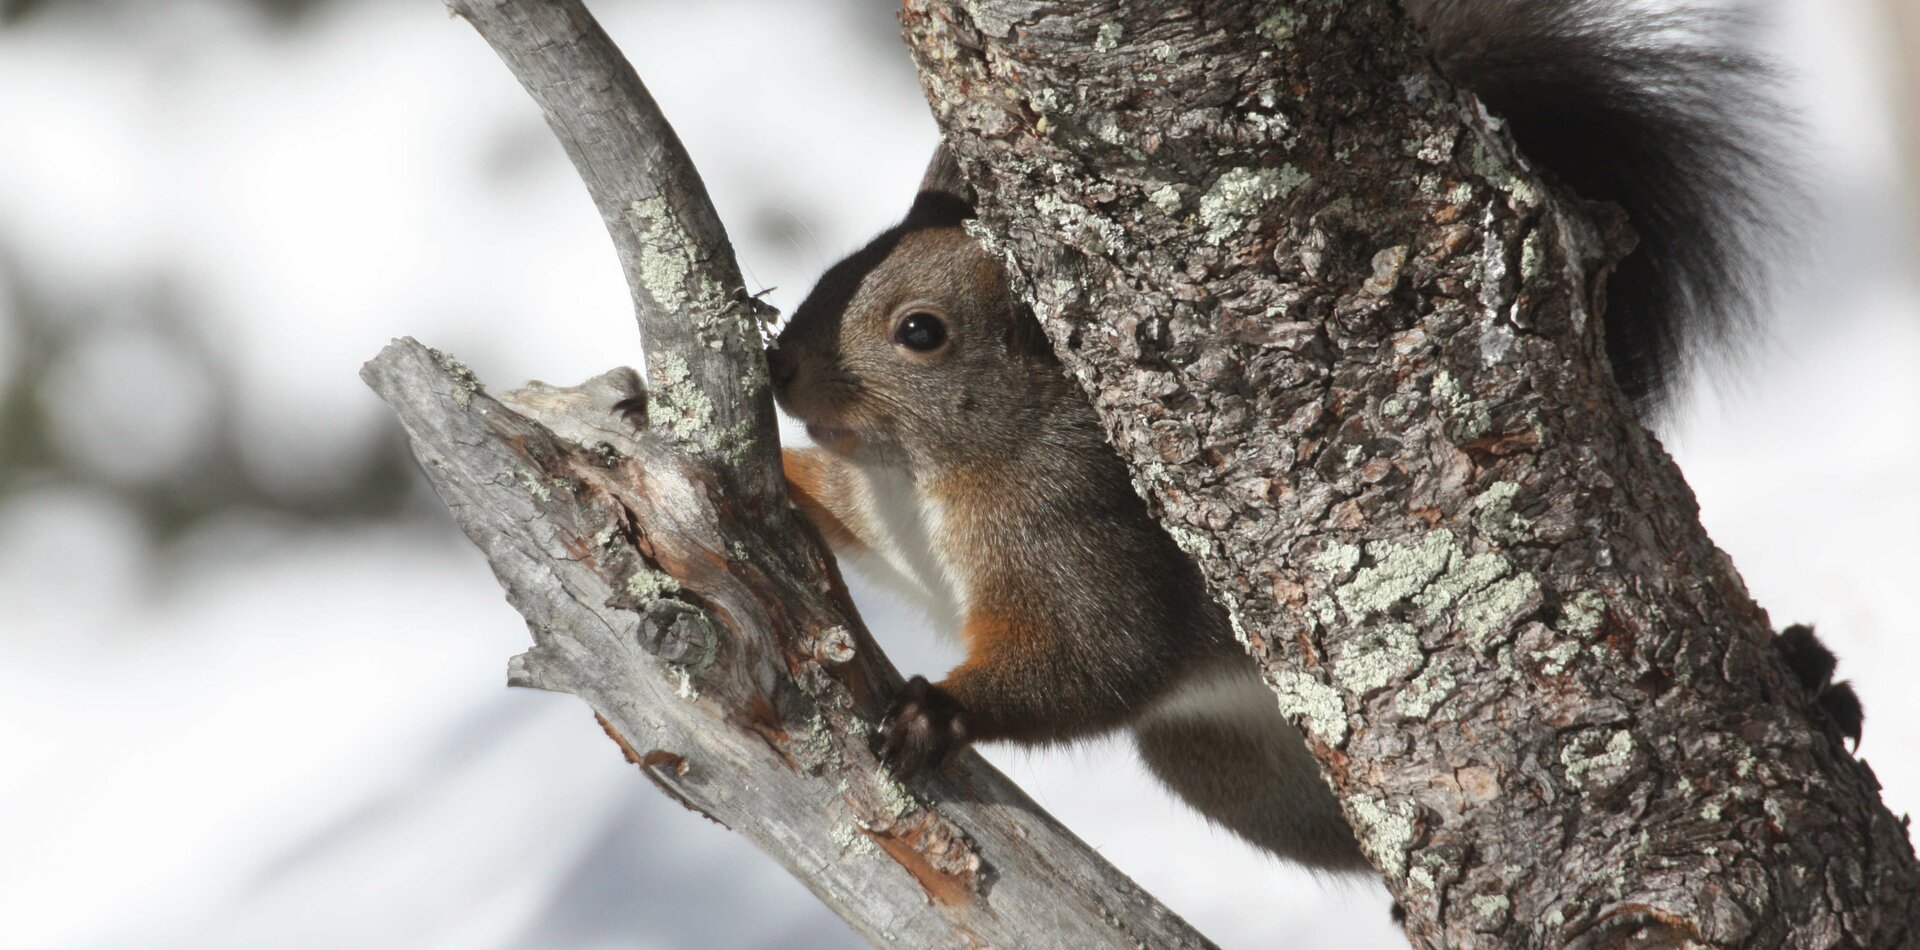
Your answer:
901,0 -> 1920,945
445,0 -> 781,501
367,0 -> 1218,945
362,339 -> 1212,948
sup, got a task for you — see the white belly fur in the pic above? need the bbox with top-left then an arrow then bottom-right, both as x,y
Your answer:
836,462 -> 966,636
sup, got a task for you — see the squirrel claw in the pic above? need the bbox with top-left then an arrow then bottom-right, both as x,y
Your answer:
876,675 -> 970,777
1775,624 -> 1865,751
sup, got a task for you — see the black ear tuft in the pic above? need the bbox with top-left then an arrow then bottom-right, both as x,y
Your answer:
918,143 -> 973,204
906,143 -> 977,227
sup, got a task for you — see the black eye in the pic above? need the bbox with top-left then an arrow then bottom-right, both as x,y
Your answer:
893,311 -> 948,352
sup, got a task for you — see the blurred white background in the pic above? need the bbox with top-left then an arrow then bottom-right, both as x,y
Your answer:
0,1 -> 1912,947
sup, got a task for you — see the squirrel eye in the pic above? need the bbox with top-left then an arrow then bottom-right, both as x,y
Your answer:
892,311 -> 949,353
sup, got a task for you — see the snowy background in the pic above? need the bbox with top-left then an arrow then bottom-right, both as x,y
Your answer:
0,1 -> 1912,948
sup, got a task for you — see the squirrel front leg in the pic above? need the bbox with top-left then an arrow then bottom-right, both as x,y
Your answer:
881,597 -> 1189,775
781,447 -> 867,553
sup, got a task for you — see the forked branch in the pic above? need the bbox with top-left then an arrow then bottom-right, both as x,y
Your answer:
358,0 -> 1217,945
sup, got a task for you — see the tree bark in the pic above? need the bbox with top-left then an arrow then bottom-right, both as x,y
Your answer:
365,0 -> 1214,946
900,0 -> 1920,946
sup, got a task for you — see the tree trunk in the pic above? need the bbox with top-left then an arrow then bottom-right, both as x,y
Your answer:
900,0 -> 1920,945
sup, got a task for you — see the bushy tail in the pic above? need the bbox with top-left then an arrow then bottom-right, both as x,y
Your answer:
1408,0 -> 1793,409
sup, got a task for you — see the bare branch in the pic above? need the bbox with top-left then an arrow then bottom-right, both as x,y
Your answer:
446,0 -> 779,499
361,339 -> 1211,947
366,0 -> 1224,944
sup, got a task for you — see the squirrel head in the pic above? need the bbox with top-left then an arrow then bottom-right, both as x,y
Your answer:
769,147 -> 1059,469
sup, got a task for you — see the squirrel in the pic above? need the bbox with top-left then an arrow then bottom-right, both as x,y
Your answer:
756,0 -> 1864,873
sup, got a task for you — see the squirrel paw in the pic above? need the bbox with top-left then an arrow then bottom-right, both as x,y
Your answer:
612,392 -> 649,428
876,675 -> 970,777
1775,624 -> 1864,751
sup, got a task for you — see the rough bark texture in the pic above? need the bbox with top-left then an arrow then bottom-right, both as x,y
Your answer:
361,342 -> 1208,947
901,1 -> 1920,945
374,1 -> 1214,945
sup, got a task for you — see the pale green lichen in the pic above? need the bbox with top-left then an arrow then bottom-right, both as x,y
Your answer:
1458,574 -> 1541,650
1148,184 -> 1182,215
1152,41 -> 1179,63
1473,481 -> 1533,543
831,824 -> 877,857
1335,530 -> 1457,619
429,348 -> 484,409
1700,801 -> 1723,822
1094,21 -> 1123,52
1167,525 -> 1215,559
1348,795 -> 1415,877
626,568 -> 681,603
1307,592 -> 1340,628
1028,86 -> 1063,116
1431,370 -> 1493,440
715,419 -> 757,470
630,197 -> 696,313
1470,139 -> 1541,206
1033,192 -> 1124,254
518,471 -> 552,502
1412,549 -> 1508,618
1269,669 -> 1347,744
791,714 -> 837,773
1332,622 -> 1422,695
1560,591 -> 1607,638
1198,165 -> 1308,244
1533,639 -> 1581,676
1311,540 -> 1362,578
1561,729 -> 1635,789
1394,664 -> 1456,718
876,768 -> 919,817
1471,894 -> 1512,922
648,352 -> 716,442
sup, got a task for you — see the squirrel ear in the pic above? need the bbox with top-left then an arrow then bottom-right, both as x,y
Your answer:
908,143 -> 976,223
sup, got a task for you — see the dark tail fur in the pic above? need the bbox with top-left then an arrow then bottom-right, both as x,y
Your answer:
1407,0 -> 1794,409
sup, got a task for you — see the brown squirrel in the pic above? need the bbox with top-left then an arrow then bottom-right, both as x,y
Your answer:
757,0 -> 1862,873
770,157 -> 1365,868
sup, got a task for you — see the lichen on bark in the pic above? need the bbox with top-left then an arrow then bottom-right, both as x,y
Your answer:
901,0 -> 1920,944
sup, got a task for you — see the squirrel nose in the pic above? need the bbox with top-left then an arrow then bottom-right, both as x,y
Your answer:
767,346 -> 798,391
